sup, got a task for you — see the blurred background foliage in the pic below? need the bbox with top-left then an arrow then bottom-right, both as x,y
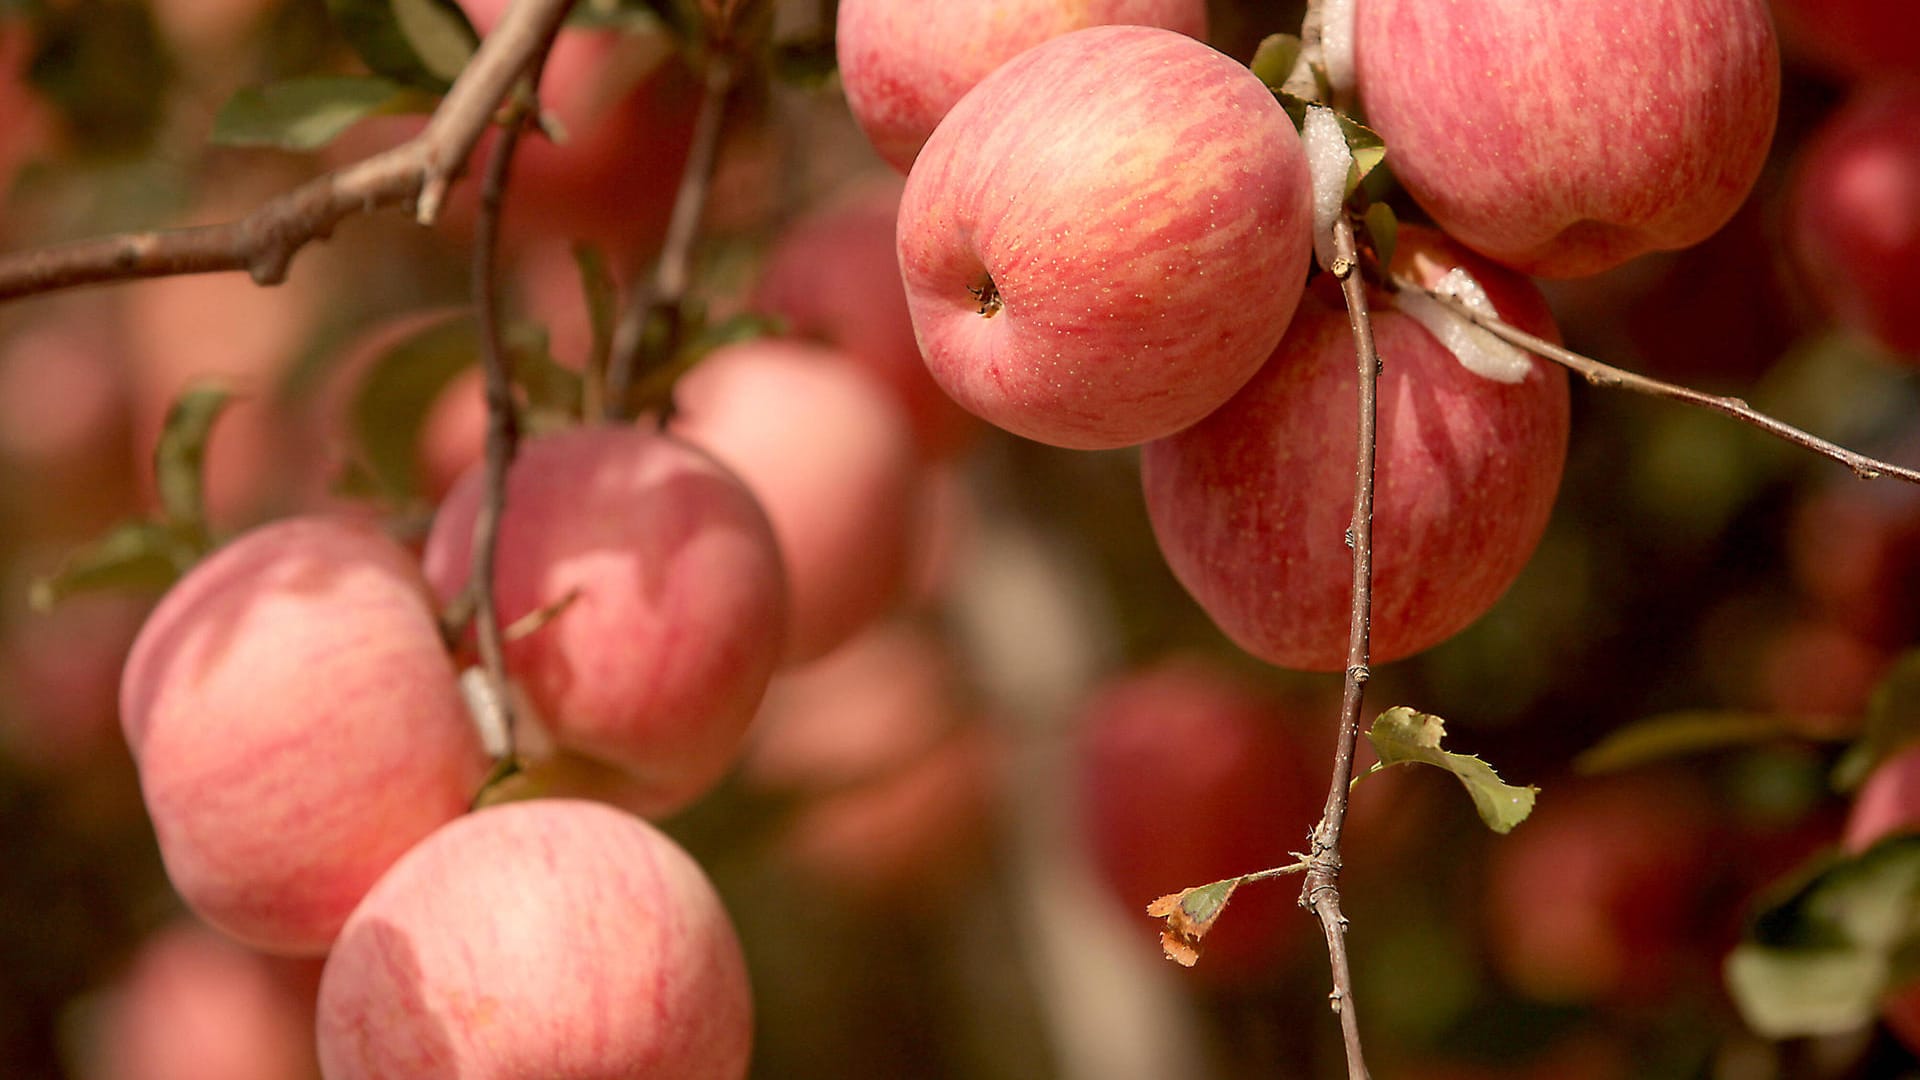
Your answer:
0,0 -> 1917,1077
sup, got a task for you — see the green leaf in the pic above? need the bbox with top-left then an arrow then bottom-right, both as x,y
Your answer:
346,311 -> 478,501
770,36 -> 838,88
506,322 -> 583,421
1336,112 -> 1386,196
29,520 -> 195,611
1575,711 -> 1810,774
1726,835 -> 1920,1038
153,383 -> 234,548
1363,202 -> 1397,272
1836,651 -> 1920,791
1249,34 -> 1301,90
212,76 -> 420,151
1364,706 -> 1537,833
326,0 -> 479,92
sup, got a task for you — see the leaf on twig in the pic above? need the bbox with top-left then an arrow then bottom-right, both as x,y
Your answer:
1726,834 -> 1920,1038
212,76 -> 428,151
1362,202 -> 1397,273
1249,33 -> 1301,90
326,0 -> 479,92
153,382 -> 233,549
28,520 -> 195,612
1147,878 -> 1240,967
1364,706 -> 1536,833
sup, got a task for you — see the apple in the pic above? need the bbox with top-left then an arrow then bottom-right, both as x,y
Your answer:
896,24 -> 1314,450
1784,81 -> 1920,359
316,798 -> 753,1080
0,593 -> 147,772
118,516 -> 488,954
83,921 -> 321,1080
0,300 -> 135,536
1787,480 -> 1920,646
455,0 -> 696,255
423,425 -> 788,816
1484,773 -> 1714,1003
1072,655 -> 1323,981
741,620 -> 999,901
751,178 -> 977,458
1141,226 -> 1569,672
837,0 -> 1207,173
1354,0 -> 1780,278
667,339 -> 918,664
1772,0 -> 1920,80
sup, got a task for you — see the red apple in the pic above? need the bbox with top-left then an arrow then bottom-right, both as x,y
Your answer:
1355,0 -> 1780,278
1484,773 -> 1715,1003
1785,80 -> 1920,359
742,620 -> 999,901
1787,479 -> 1920,646
1142,226 -> 1569,672
1073,655 -> 1323,981
751,178 -> 977,458
118,516 -> 488,954
316,798 -> 753,1080
837,0 -> 1207,173
84,921 -> 320,1080
896,25 -> 1314,450
1772,0 -> 1920,80
423,426 -> 788,816
667,339 -> 918,663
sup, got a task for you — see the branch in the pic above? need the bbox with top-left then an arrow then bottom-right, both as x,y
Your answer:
0,0 -> 582,303
603,50 -> 738,419
1302,214 -> 1376,1080
1398,276 -> 1920,486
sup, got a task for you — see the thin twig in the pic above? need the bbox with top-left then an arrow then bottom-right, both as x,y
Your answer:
0,0 -> 581,302
604,50 -> 737,419
1301,214 -> 1376,1080
463,24 -> 562,769
1400,276 -> 1920,486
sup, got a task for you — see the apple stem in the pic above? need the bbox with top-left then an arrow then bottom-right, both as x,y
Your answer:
465,23 -> 567,772
0,0 -> 582,302
605,50 -> 740,420
1300,211 -> 1378,1080
1401,275 -> 1920,487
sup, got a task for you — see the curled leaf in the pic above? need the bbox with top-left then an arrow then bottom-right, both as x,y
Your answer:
1365,706 -> 1537,833
1147,878 -> 1239,967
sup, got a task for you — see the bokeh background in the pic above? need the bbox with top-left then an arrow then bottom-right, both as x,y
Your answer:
0,0 -> 1916,1076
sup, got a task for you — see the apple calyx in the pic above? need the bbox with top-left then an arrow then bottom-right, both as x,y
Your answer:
967,277 -> 1002,319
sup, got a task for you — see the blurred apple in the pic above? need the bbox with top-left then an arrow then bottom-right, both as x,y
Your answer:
0,593 -> 147,772
742,620 -> 999,902
1785,80 -> 1920,359
1772,0 -> 1920,80
1787,480 -> 1920,646
1072,655 -> 1322,982
81,921 -> 320,1080
0,300 -> 134,535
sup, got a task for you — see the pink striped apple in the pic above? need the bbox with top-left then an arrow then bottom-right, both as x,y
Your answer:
837,0 -> 1207,173
119,516 -> 488,954
1142,227 -> 1568,671
423,426 -> 788,816
896,25 -> 1313,450
1355,0 -> 1780,278
316,799 -> 752,1080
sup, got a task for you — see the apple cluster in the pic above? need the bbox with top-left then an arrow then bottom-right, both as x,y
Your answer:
839,0 -> 1780,672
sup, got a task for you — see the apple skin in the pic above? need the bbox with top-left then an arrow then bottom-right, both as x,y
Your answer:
836,0 -> 1207,173
1772,0 -> 1920,80
1073,655 -> 1323,982
668,340 -> 919,664
1355,0 -> 1780,278
896,25 -> 1314,450
87,921 -> 321,1080
316,798 -> 753,1080
423,426 -> 788,816
118,516 -> 489,955
1785,81 -> 1920,359
1142,226 -> 1568,672
751,179 -> 977,459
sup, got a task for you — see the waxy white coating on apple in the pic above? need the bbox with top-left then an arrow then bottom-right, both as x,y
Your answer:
897,25 -> 1314,450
